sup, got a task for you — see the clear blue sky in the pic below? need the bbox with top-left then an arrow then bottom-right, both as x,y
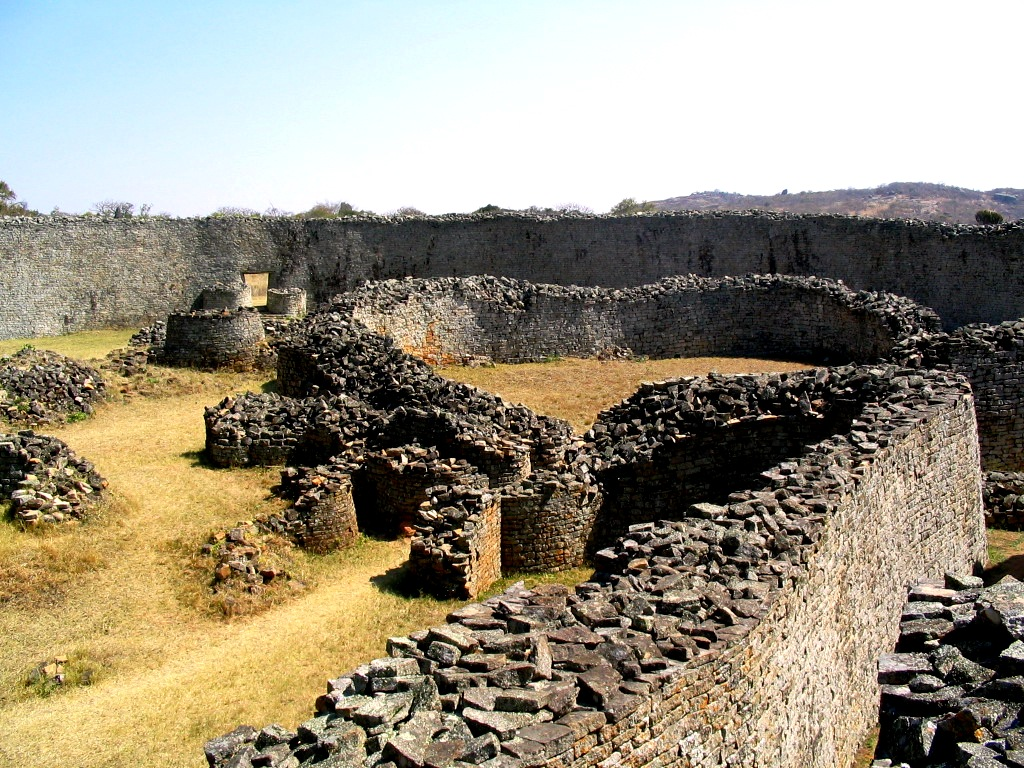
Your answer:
3,0 -> 1021,216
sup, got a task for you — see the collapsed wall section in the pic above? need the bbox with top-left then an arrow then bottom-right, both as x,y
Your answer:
205,366 -> 985,768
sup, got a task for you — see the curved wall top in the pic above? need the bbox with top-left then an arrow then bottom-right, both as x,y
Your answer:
1,212 -> 1023,338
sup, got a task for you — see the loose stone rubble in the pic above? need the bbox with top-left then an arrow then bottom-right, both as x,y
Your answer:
985,474 -> 1024,531
0,347 -> 105,424
201,521 -> 296,598
0,431 -> 106,524
205,273 -> 986,767
874,574 -> 1024,767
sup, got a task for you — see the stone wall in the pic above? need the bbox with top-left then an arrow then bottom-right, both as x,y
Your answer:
345,274 -> 938,365
161,308 -> 266,369
266,287 -> 307,317
2,212 -> 1023,339
205,366 -> 985,768
199,283 -> 253,311
898,318 -> 1024,471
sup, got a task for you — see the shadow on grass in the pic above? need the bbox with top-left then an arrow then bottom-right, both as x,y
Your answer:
370,560 -> 426,598
181,449 -> 212,468
985,554 -> 1024,585
261,380 -> 279,394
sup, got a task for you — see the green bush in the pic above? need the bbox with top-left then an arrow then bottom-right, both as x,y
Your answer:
975,209 -> 1004,225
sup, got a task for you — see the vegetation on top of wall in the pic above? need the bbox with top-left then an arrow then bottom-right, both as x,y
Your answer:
976,209 -> 1005,225
90,200 -> 152,218
0,181 -> 40,216
609,197 -> 657,215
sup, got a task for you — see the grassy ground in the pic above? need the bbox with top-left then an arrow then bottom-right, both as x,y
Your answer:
0,329 -> 136,361
438,355 -> 812,432
0,333 -> 1012,768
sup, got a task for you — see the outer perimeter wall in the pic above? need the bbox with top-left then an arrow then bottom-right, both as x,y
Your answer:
1,212 -> 1022,338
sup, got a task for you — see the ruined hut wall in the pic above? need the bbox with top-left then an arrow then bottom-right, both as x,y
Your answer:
2,213 -> 1023,339
499,473 -> 601,574
594,415 -> 848,550
161,308 -> 265,368
207,381 -> 986,768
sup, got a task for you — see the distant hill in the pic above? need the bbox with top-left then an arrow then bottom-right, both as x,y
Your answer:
652,182 -> 1024,225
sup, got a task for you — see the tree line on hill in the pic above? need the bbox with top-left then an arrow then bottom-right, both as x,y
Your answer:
0,177 -> 1015,224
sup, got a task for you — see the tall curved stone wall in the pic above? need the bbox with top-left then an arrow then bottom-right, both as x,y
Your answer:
898,318 -> 1024,471
206,366 -> 985,768
1,212 -> 1023,338
345,274 -> 939,365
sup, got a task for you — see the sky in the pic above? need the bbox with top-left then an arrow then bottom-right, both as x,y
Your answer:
3,0 -> 1022,217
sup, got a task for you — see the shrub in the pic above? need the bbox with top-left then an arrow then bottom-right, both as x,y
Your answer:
976,209 -> 1004,225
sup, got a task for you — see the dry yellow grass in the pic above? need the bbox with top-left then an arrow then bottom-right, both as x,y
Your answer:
0,346 -> 850,768
0,329 -> 136,361
0,379 -> 469,767
438,356 -> 812,432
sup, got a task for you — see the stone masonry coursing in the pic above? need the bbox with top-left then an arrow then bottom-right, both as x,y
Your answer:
341,274 -> 1024,474
342,274 -> 940,366
896,318 -> 1024,472
1,211 -> 1023,339
205,366 -> 985,768
205,276 -> 971,597
161,307 -> 267,369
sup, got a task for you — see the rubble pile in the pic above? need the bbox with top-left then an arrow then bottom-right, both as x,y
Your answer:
874,574 -> 1024,767
0,347 -> 105,424
984,473 -> 1024,531
201,521 -> 294,595
0,431 -> 106,524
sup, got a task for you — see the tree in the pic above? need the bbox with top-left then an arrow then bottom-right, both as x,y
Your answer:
92,200 -> 135,217
0,180 -> 39,216
609,198 -> 656,215
975,209 -> 1004,225
212,206 -> 261,216
474,204 -> 504,214
389,206 -> 425,216
302,201 -> 365,218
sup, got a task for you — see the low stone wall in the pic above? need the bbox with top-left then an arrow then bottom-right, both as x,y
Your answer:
161,308 -> 266,369
898,319 -> 1024,472
206,366 -> 984,768
409,485 -> 503,600
199,283 -> 253,311
346,274 -> 940,365
267,287 -> 307,317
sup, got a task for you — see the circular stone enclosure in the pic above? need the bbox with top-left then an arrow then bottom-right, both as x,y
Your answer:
162,308 -> 266,368
344,274 -> 940,365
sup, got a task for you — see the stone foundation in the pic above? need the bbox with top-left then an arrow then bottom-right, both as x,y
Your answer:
162,308 -> 266,369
